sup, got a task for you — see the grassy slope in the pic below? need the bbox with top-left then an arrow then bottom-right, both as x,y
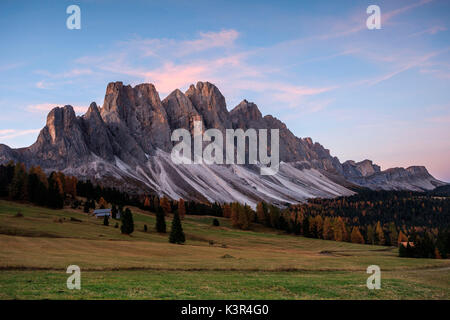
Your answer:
0,200 -> 449,299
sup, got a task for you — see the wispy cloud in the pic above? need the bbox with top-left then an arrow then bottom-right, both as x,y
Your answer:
25,1 -> 445,115
383,0 -> 434,23
409,25 -> 447,37
0,62 -> 24,72
356,47 -> 450,86
74,29 -> 333,111
0,129 -> 40,140
280,98 -> 336,121
35,68 -> 93,79
117,29 -> 239,59
27,103 -> 88,115
36,81 -> 51,89
34,68 -> 94,90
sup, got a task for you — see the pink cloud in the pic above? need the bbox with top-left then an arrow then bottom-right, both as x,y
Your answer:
27,103 -> 88,115
427,115 -> 450,123
180,30 -> 239,55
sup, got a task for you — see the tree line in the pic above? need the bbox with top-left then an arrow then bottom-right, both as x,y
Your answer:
1,161 -> 448,256
0,162 -> 186,244
244,190 -> 450,259
0,162 -> 76,209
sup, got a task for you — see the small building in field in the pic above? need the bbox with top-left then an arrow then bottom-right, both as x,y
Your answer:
93,209 -> 111,218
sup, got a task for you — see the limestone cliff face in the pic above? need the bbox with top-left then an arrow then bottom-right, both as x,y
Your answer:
343,160 -> 381,178
0,80 -> 445,202
185,81 -> 232,130
27,105 -> 90,168
101,81 -> 172,156
80,102 -> 115,162
342,160 -> 443,191
229,99 -> 343,173
162,89 -> 201,134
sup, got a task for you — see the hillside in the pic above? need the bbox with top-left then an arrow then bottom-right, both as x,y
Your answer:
0,200 -> 449,299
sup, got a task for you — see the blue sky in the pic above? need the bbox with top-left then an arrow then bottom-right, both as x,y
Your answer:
0,0 -> 449,181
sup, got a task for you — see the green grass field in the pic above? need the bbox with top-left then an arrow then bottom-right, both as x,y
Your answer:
0,200 -> 449,299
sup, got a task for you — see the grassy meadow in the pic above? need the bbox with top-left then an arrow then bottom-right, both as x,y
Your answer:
0,200 -> 449,299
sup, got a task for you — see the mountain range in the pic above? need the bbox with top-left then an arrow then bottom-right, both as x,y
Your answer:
0,81 -> 445,207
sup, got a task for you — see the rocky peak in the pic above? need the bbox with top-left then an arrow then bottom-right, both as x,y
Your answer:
134,83 -> 162,108
406,166 -> 431,177
26,105 -> 90,168
84,102 -> 101,120
102,81 -> 128,117
162,89 -> 200,131
45,105 -> 78,144
101,81 -> 172,154
80,102 -> 115,161
185,81 -> 231,129
230,100 -> 262,122
357,159 -> 381,176
342,159 -> 381,178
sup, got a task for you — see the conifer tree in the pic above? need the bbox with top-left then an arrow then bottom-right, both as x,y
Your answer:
0,162 -> 15,197
238,204 -> 251,230
323,217 -> 333,240
120,208 -> 134,235
223,203 -> 231,218
169,211 -> 185,244
375,221 -> 386,245
160,196 -> 171,214
111,204 -> 118,219
230,203 -> 239,227
47,172 -> 64,209
351,226 -> 365,244
143,196 -> 151,208
256,202 -> 265,225
367,224 -> 375,245
388,222 -> 398,246
83,201 -> 90,213
103,214 -> 109,226
64,176 -> 77,198
302,216 -> 311,237
178,198 -> 186,219
155,206 -> 166,233
9,163 -> 27,200
27,171 -> 40,204
269,205 -> 280,229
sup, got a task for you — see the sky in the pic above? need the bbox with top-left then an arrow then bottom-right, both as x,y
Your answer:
0,0 -> 449,181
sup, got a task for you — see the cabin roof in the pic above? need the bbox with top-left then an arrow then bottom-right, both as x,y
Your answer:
93,209 -> 111,214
